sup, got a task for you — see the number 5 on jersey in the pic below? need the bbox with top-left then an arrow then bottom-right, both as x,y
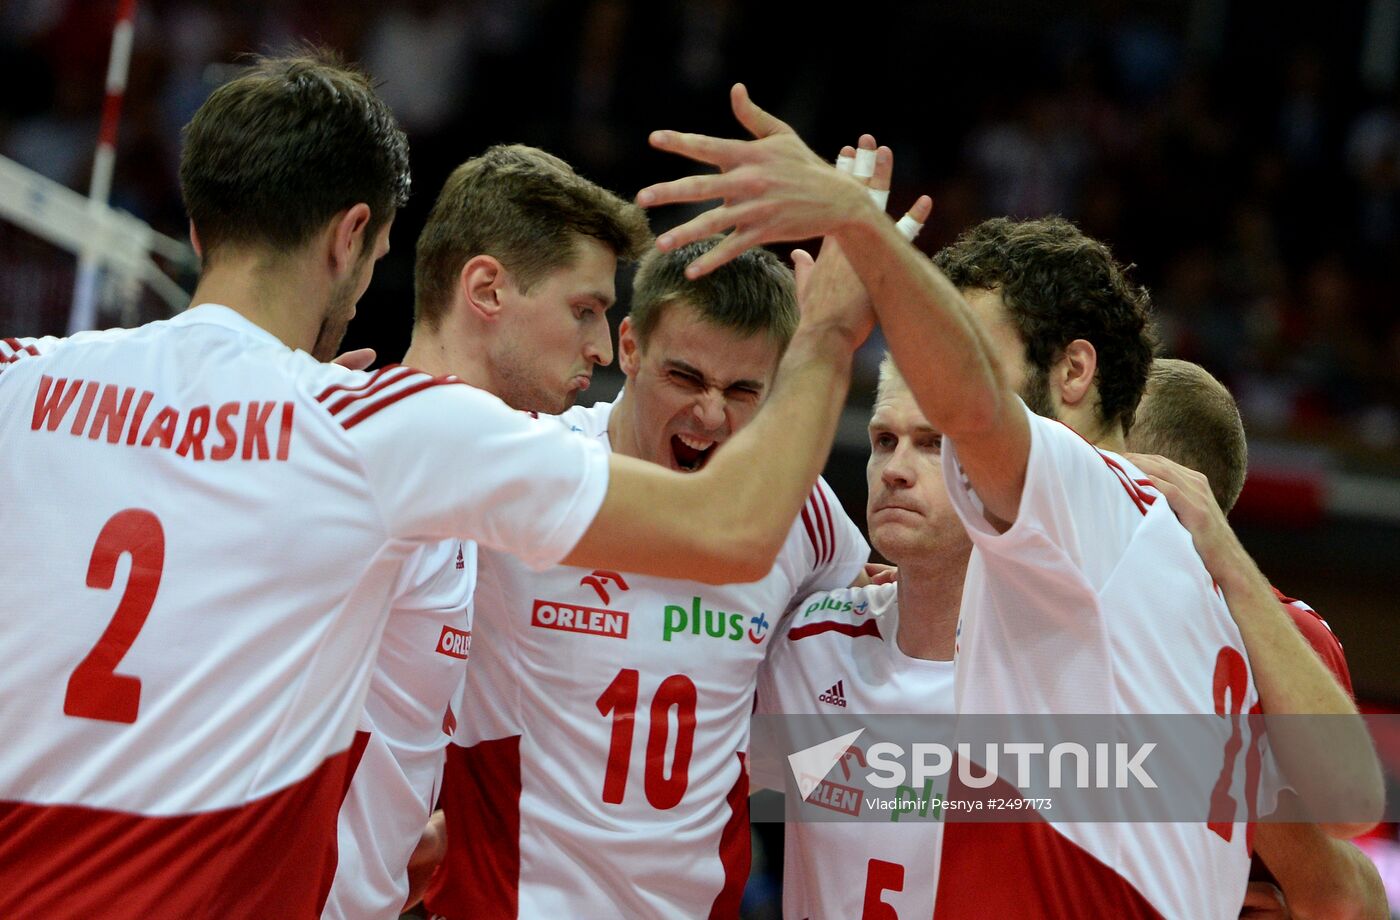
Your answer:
596,668 -> 698,809
64,509 -> 166,724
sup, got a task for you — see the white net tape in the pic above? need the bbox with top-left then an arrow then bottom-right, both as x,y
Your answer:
0,154 -> 195,331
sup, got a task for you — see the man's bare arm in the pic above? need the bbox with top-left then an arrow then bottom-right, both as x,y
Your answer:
1254,819 -> 1389,919
1131,452 -> 1384,836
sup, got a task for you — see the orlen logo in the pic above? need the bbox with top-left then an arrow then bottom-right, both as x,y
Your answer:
532,599 -> 629,639
436,626 -> 472,660
580,569 -> 629,605
663,596 -> 769,645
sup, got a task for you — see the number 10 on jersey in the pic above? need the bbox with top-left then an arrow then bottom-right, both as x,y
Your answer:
596,668 -> 698,809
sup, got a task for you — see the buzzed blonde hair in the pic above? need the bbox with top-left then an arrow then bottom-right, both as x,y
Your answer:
876,352 -> 909,403
1128,358 -> 1248,512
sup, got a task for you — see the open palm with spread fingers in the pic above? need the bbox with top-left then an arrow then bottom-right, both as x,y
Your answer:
637,84 -> 882,278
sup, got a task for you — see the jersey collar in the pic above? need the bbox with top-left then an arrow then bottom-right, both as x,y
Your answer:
168,303 -> 291,350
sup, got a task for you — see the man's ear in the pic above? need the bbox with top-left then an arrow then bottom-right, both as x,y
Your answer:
188,221 -> 203,259
460,255 -> 508,320
1054,338 -> 1098,409
617,316 -> 643,376
329,203 -> 373,275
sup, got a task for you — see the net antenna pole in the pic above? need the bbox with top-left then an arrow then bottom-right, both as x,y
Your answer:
67,0 -> 139,334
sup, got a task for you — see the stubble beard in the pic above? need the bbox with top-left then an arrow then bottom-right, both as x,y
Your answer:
311,277 -> 357,363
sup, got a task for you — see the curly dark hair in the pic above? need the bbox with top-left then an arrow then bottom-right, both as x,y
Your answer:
933,217 -> 1157,433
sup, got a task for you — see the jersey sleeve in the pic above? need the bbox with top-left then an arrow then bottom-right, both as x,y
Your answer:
940,400 -> 1149,590
392,540 -> 476,619
792,478 -> 870,597
1272,591 -> 1354,698
330,371 -> 609,571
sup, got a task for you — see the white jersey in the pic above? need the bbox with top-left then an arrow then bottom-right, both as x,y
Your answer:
755,583 -> 953,920
324,539 -> 477,920
424,398 -> 868,920
936,403 -> 1263,920
0,306 -> 608,919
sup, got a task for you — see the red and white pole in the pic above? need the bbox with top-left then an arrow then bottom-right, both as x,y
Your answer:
68,0 -> 138,334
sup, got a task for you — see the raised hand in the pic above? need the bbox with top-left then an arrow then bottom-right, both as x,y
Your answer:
636,84 -> 878,278
837,134 -> 932,239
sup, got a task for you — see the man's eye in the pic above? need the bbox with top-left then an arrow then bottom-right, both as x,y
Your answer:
872,432 -> 896,450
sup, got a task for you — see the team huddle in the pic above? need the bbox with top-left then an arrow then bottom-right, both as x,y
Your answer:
0,50 -> 1386,920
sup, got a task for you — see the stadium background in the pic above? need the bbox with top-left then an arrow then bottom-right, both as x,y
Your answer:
1,0 -> 1397,914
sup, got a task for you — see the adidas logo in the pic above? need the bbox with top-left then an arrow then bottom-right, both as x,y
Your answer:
818,680 -> 848,708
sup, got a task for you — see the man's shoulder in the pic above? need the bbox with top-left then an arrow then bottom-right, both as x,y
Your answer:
554,398 -> 614,441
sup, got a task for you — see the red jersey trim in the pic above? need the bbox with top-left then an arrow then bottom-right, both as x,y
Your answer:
0,747 -> 353,920
801,485 -> 836,567
789,619 -> 882,642
2,337 -> 40,358
315,730 -> 374,913
936,769 -> 1168,919
424,737 -> 522,920
813,484 -> 838,566
1049,418 -> 1157,516
800,504 -> 824,566
1269,585 -> 1353,696
316,364 -> 468,431
324,367 -> 417,414
707,752 -> 750,920
315,364 -> 403,404
339,377 -> 466,430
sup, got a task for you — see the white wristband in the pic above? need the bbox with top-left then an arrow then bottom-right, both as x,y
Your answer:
853,147 -> 878,179
896,213 -> 924,241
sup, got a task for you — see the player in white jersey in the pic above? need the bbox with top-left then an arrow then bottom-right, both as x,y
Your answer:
1125,359 -> 1387,918
0,63 -> 874,918
636,92 -> 1380,918
755,352 -> 967,920
323,144 -> 652,919
755,351 -> 1384,920
424,236 -> 870,919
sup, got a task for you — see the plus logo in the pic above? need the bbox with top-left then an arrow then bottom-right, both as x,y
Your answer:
581,570 -> 629,605
748,612 -> 770,644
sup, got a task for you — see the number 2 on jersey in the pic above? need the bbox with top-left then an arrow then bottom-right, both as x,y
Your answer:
64,509 -> 166,724
1207,645 -> 1264,842
596,668 -> 697,809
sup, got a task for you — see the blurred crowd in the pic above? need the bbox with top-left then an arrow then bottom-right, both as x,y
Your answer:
2,0 -> 1400,456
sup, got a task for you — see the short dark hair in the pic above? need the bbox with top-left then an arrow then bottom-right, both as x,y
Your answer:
934,217 -> 1157,433
1128,358 -> 1248,512
180,49 -> 410,262
629,236 -> 798,350
414,145 -> 652,328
